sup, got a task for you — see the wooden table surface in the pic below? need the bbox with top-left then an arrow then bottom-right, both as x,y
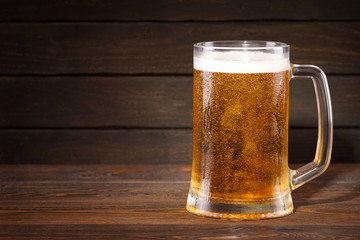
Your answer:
0,164 -> 359,239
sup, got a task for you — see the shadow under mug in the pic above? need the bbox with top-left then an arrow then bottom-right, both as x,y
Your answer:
186,41 -> 333,220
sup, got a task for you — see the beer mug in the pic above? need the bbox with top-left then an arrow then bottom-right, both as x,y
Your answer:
186,41 -> 333,219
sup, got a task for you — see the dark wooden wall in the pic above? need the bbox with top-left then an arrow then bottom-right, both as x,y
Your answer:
0,0 -> 359,164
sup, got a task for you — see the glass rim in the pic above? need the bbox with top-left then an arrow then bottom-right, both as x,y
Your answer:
194,40 -> 289,50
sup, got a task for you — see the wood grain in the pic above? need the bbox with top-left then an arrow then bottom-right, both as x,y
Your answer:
0,129 -> 192,164
1,224 -> 358,239
1,163 -> 358,182
0,76 -> 358,128
0,23 -> 359,74
0,164 -> 359,239
0,0 -> 358,21
0,129 -> 359,164
0,76 -> 192,128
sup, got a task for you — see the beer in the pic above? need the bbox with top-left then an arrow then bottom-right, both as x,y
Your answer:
187,49 -> 292,218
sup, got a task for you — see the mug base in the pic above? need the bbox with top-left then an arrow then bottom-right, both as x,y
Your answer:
186,189 -> 293,220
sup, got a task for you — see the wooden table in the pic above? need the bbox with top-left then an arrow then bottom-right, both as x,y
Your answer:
1,164 -> 359,239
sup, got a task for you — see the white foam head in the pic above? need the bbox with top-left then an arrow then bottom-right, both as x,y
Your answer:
194,51 -> 290,73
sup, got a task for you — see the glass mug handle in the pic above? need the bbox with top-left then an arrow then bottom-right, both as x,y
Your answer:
290,64 -> 333,190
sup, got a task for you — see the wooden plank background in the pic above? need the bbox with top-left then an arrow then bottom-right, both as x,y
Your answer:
0,0 -> 359,164
0,0 -> 359,21
0,23 -> 359,74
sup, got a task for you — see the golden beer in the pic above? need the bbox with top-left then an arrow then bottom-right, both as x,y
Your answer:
191,70 -> 289,201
